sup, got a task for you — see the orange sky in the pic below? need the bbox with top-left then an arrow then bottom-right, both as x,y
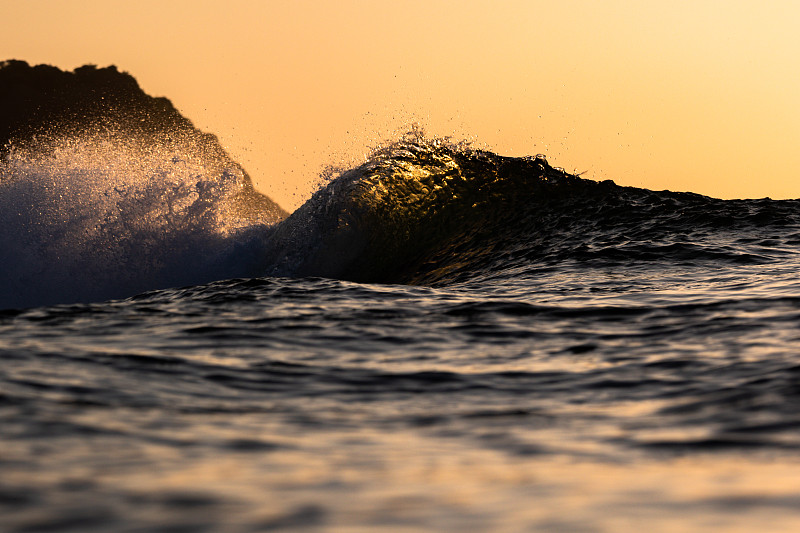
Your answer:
5,0 -> 800,211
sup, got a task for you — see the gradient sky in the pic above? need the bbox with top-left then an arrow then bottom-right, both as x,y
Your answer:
6,0 -> 800,210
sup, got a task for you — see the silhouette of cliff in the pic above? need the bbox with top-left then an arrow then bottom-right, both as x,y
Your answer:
0,60 -> 287,221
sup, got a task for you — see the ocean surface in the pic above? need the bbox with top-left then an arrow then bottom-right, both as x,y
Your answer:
3,133 -> 800,532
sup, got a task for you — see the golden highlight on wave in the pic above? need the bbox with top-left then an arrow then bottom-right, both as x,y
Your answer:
262,130 -> 585,284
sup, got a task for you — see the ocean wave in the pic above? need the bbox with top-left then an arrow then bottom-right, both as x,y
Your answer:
262,134 -> 800,286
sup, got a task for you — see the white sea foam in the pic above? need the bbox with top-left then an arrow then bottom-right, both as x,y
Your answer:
0,134 -> 273,308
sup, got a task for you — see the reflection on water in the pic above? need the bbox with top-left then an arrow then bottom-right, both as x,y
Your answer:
5,412 -> 800,532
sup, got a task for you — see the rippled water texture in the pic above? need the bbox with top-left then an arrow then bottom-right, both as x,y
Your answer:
4,265 -> 800,532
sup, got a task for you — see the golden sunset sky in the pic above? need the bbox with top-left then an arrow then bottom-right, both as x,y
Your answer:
6,0 -> 800,210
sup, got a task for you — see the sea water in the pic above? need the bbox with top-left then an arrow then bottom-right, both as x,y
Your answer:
3,134 -> 800,532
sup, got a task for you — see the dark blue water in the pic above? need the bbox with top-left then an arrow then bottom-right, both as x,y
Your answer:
3,134 -> 800,532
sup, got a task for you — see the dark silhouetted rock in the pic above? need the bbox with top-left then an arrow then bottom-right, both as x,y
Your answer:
0,60 -> 287,221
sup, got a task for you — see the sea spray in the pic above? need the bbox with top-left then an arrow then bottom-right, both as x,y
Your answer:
0,134 -> 278,309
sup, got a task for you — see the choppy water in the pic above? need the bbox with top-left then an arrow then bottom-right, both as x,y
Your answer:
3,134 -> 800,532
